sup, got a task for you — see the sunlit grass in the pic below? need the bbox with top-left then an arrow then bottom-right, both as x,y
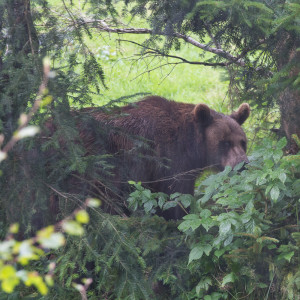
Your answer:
86,33 -> 229,112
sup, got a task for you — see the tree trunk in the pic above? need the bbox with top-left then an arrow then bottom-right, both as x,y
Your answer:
276,33 -> 300,154
0,0 -> 39,136
6,0 -> 39,55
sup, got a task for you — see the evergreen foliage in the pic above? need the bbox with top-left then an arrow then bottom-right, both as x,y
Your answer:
123,0 -> 300,151
0,1 -> 299,299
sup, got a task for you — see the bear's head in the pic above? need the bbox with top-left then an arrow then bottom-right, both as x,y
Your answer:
193,103 -> 250,170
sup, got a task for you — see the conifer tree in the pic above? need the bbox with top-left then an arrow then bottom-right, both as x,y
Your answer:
88,0 -> 300,152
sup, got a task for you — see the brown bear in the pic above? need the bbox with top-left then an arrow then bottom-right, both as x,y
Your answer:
76,96 -> 250,219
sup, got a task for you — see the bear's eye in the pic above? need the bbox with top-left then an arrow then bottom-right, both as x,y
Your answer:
241,140 -> 247,151
220,141 -> 232,151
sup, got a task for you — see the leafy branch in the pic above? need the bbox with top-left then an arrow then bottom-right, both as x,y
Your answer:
0,58 -> 52,161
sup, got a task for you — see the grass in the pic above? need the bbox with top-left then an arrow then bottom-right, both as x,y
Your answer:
46,1 -> 230,111
88,34 -> 229,112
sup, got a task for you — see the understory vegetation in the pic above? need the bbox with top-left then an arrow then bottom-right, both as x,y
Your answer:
0,0 -> 299,299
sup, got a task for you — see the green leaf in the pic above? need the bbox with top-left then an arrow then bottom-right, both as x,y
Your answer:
277,137 -> 287,149
277,251 -> 294,262
158,194 -> 167,209
188,246 -> 204,264
201,218 -> 215,232
202,244 -> 212,256
219,220 -> 231,235
183,214 -> 199,220
38,232 -> 65,249
86,198 -> 101,208
200,209 -> 212,219
214,248 -> 226,258
0,265 -> 16,280
1,277 -> 19,294
170,192 -> 182,200
278,172 -> 286,184
144,200 -> 156,213
196,277 -> 212,294
270,186 -> 280,202
177,194 -> 193,208
221,272 -> 235,286
199,191 -> 213,204
24,272 -> 48,295
9,223 -> 19,234
75,210 -> 90,224
163,201 -> 177,210
62,221 -> 84,236
0,265 -> 19,294
178,219 -> 201,232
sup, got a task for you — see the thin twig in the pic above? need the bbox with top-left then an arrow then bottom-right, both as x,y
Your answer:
2,61 -> 50,153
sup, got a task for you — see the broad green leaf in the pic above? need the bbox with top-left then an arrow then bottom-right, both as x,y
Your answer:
221,272 -> 235,286
277,137 -> 287,149
158,194 -> 167,209
199,191 -> 213,204
202,244 -> 212,256
188,246 -> 203,264
163,201 -> 177,210
183,214 -> 200,220
170,192 -> 181,200
219,220 -> 231,235
200,209 -> 212,219
277,251 -> 294,262
177,194 -> 193,208
224,234 -> 233,246
278,172 -> 286,183
270,186 -> 280,202
144,200 -> 155,213
214,249 -> 226,258
201,218 -> 215,232
178,219 -> 201,232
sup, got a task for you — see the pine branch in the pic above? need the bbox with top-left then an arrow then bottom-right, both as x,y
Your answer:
118,39 -> 227,67
68,17 -> 247,67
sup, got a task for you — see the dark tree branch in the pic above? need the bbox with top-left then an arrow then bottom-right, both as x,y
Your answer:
71,18 -> 247,67
118,39 -> 228,67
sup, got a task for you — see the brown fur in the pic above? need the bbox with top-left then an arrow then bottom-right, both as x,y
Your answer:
75,96 -> 250,219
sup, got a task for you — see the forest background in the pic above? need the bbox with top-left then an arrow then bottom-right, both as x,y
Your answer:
0,0 -> 299,299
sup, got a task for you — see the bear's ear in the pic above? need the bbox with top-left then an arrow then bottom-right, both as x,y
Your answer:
230,103 -> 250,125
193,103 -> 212,126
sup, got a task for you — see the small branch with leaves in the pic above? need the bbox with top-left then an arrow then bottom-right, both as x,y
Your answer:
0,58 -> 52,162
0,58 -> 98,299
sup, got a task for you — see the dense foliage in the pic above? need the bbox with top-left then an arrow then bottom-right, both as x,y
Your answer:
122,0 -> 300,152
127,138 -> 300,299
2,138 -> 298,299
0,0 -> 299,299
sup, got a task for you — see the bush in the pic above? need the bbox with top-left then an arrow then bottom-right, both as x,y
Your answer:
129,137 -> 300,299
